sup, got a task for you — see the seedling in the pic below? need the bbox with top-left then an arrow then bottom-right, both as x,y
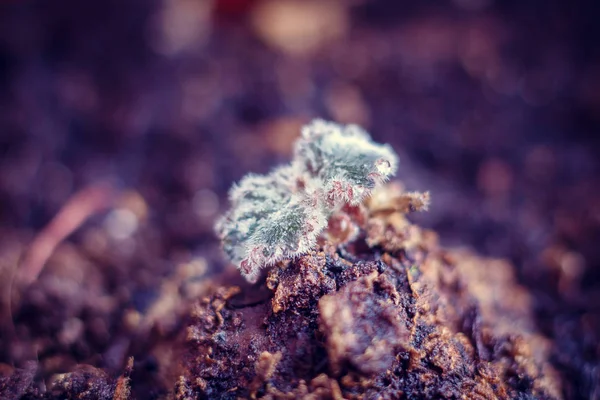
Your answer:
215,119 -> 398,282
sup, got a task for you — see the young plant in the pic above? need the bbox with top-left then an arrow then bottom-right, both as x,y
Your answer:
215,119 -> 399,283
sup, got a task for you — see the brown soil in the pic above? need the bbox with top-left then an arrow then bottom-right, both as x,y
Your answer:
175,185 -> 561,399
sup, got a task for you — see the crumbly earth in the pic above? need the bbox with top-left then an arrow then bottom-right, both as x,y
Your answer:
0,358 -> 133,400
175,185 -> 561,400
1,185 -> 563,399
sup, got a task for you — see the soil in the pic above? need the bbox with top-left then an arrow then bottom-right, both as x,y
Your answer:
0,0 -> 599,399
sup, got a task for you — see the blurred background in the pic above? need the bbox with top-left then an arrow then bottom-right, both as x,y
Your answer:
0,0 -> 598,398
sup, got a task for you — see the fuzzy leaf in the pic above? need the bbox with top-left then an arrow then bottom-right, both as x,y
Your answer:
216,119 -> 399,282
294,119 -> 398,205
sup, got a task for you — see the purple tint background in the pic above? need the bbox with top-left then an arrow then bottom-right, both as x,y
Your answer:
0,0 -> 598,398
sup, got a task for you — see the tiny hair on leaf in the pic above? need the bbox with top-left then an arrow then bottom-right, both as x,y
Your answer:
215,119 -> 399,283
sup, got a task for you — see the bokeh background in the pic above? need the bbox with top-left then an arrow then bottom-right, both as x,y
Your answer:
0,0 -> 598,398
